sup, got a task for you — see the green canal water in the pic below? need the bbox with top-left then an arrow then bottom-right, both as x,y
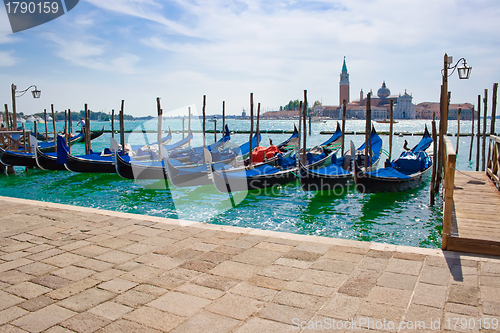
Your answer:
1,118 -> 496,249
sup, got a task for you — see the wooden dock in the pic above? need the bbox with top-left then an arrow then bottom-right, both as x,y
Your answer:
446,171 -> 500,255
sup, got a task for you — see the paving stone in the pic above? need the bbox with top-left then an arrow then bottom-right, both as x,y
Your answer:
357,301 -> 405,322
174,283 -> 225,300
169,310 -> 240,333
72,245 -> 111,258
114,289 -> 156,308
52,266 -> 95,281
318,292 -> 361,320
114,261 -> 141,272
91,269 -> 126,282
148,291 -> 212,316
258,264 -> 303,281
192,273 -> 240,292
230,282 -> 278,301
412,282 -> 448,309
120,266 -> 162,284
41,325 -> 74,333
209,261 -> 261,281
59,241 -> 91,252
98,278 -> 138,294
11,304 -> 76,333
385,258 -> 423,276
405,304 -> 443,327
98,238 -> 134,250
322,250 -> 364,263
285,281 -> 335,298
148,273 -> 185,290
30,274 -> 72,290
310,258 -> 357,274
482,301 -> 500,316
169,249 -> 203,261
295,242 -> 331,254
74,259 -> 114,272
254,241 -> 294,253
338,269 -> 380,298
94,251 -> 137,265
58,288 -> 115,312
17,262 -> 58,276
88,302 -> 133,321
357,256 -> 389,271
443,312 -> 480,332
480,275 -> 500,288
0,251 -> 30,261
119,243 -> 156,255
0,258 -> 33,273
42,253 -> 86,268
448,284 -> 479,306
60,312 -> 111,333
481,261 -> 500,276
274,257 -> 313,269
234,316 -> 296,333
5,281 -> 51,299
376,272 -> 418,290
97,318 -> 163,333
282,249 -> 322,262
366,250 -> 394,259
231,248 -> 282,266
273,289 -> 327,311
129,285 -> 164,298
123,306 -> 184,332
0,290 -> 25,310
137,253 -> 183,270
0,306 -> 29,325
0,270 -> 33,284
46,277 -> 100,300
18,295 -> 55,311
187,242 -> 219,252
179,260 -> 217,273
298,269 -> 346,288
206,293 -> 262,320
258,302 -> 314,325
445,302 -> 480,317
166,267 -> 202,281
366,286 -> 412,308
25,249 -> 64,261
247,275 -> 287,291
211,245 -> 245,256
419,264 -> 451,286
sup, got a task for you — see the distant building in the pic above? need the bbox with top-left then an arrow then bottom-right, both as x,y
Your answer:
241,110 -> 246,119
415,102 -> 476,120
339,57 -> 350,106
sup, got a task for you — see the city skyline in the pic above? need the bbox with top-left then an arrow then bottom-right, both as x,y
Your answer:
1,0 -> 499,117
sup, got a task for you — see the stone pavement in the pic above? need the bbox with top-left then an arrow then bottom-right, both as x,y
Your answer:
0,196 -> 499,333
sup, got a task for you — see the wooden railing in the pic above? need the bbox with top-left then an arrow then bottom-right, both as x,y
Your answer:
441,136 -> 456,250
487,135 -> 500,190
0,130 -> 32,152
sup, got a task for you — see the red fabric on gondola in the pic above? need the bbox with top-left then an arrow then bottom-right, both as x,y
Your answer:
251,145 -> 280,163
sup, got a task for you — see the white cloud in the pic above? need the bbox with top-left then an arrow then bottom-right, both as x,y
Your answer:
0,51 -> 17,66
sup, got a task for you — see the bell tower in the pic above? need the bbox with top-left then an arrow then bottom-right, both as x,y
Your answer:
339,56 -> 350,106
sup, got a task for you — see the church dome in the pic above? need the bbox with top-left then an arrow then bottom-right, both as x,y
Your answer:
377,81 -> 390,99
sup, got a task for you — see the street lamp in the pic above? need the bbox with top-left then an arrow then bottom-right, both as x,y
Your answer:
442,56 -> 472,80
10,84 -> 41,130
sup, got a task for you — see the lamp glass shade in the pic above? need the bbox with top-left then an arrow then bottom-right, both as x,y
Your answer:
457,66 -> 471,79
31,89 -> 41,98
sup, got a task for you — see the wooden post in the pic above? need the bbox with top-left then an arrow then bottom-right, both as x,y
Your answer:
51,104 -> 57,152
120,100 -> 125,151
256,103 -> 261,147
249,93 -> 254,164
389,99 -> 394,161
202,95 -> 206,148
341,100 -> 346,156
22,123 -> 27,153
111,109 -> 115,138
298,101 -> 302,155
492,83 -> 498,136
182,117 -> 185,139
68,109 -> 72,136
430,112 -> 438,205
482,89 -> 488,171
214,117 -> 217,143
476,95 -> 481,171
302,90 -> 307,164
84,104 -> 89,154
157,98 -> 162,161
456,108 -> 461,154
308,107 -> 312,136
365,92 -> 371,170
469,104 -> 475,161
222,101 -> 226,147
4,104 -> 10,130
11,84 -> 17,131
44,109 -> 48,141
188,107 -> 191,147
64,110 -> 68,135
34,120 -> 38,141
435,85 -> 445,193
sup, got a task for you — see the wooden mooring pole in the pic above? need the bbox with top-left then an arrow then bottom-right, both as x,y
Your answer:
302,90 -> 307,164
44,109 -> 48,141
341,100 -> 346,156
157,98 -> 162,161
469,104 -> 475,162
456,108 -> 461,154
365,92 -> 371,170
476,95 -> 481,171
389,99 -> 394,161
482,89 -> 488,171
430,112 -> 437,205
249,93 -> 254,165
202,95 -> 206,148
256,103 -> 261,147
111,109 -> 115,138
120,100 -> 125,152
188,107 -> 191,147
51,104 -> 57,153
222,101 -> 226,148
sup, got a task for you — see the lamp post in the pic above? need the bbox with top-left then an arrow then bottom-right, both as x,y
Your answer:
435,54 -> 471,192
11,84 -> 41,130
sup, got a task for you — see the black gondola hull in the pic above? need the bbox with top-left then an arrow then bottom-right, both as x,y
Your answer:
299,164 -> 353,192
354,162 -> 432,193
65,154 -> 116,173
115,153 -> 166,180
212,167 -> 297,193
0,148 -> 37,167
35,148 -> 66,171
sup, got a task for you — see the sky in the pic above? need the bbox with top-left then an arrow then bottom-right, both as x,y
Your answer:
1,0 -> 500,117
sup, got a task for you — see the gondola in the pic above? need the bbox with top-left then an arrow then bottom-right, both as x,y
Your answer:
0,132 -> 83,167
114,131 -> 196,180
299,126 -> 383,192
354,126 -> 433,193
